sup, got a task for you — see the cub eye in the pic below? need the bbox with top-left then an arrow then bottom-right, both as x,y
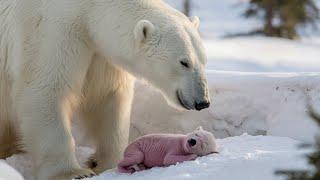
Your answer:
180,61 -> 190,68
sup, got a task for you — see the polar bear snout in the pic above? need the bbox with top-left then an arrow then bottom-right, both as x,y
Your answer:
195,101 -> 210,111
177,88 -> 210,111
193,75 -> 210,111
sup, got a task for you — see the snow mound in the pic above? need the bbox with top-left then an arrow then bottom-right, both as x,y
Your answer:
95,134 -> 309,180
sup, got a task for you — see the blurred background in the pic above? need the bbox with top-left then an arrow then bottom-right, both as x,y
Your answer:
165,0 -> 320,72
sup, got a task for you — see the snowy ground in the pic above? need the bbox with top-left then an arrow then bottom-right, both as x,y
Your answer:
0,161 -> 24,180
96,135 -> 310,180
5,135 -> 311,180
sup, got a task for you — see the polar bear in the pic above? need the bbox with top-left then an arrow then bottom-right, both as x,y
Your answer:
0,0 -> 210,179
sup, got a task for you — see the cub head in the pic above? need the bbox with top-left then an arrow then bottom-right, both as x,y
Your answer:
184,126 -> 218,156
131,13 -> 210,111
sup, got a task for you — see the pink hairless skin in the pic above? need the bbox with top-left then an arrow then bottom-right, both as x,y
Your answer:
117,127 -> 218,173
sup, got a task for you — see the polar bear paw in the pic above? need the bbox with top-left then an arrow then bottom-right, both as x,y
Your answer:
73,171 -> 95,179
53,168 -> 95,180
87,156 -> 108,174
72,169 -> 95,180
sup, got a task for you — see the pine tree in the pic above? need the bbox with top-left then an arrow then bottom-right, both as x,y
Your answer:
244,0 -> 319,39
183,0 -> 191,17
276,106 -> 320,179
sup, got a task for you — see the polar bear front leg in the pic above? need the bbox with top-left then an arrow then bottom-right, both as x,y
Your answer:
83,81 -> 134,174
18,80 -> 95,180
17,30 -> 94,180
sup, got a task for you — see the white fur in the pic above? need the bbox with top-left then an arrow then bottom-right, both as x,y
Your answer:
0,0 -> 209,179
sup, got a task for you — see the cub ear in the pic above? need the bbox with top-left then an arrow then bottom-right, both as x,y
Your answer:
196,126 -> 204,131
134,20 -> 155,43
190,16 -> 200,29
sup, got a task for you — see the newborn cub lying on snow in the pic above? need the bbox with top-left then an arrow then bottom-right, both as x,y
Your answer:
118,127 -> 218,173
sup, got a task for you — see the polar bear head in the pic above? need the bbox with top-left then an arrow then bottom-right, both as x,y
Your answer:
128,8 -> 210,111
91,1 -> 210,111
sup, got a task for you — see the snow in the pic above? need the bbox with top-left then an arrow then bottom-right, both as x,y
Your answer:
0,161 -> 24,180
96,135 -> 309,180
5,155 -> 33,180
205,37 -> 320,72
2,135 -> 311,180
96,135 -> 310,180
4,147 -> 94,180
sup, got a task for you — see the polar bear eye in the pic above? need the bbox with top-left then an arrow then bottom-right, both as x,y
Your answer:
180,61 -> 190,68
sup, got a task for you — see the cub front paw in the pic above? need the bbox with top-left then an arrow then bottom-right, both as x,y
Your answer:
128,163 -> 146,172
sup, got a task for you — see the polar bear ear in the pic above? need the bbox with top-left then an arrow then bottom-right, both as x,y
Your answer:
134,20 -> 156,43
190,16 -> 200,29
196,126 -> 204,131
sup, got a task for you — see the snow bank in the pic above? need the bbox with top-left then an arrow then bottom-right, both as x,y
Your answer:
4,135 -> 310,180
96,134 -> 310,180
131,71 -> 320,143
0,161 -> 24,180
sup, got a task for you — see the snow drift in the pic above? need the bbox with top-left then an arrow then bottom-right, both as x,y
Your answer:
131,71 -> 320,143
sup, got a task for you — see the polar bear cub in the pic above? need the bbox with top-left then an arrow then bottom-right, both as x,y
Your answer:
118,127 -> 218,173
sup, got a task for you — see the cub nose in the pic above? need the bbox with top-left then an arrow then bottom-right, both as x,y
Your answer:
195,101 -> 210,111
188,139 -> 197,147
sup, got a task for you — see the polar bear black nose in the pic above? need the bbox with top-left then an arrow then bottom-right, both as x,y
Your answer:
188,139 -> 197,147
195,101 -> 210,111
